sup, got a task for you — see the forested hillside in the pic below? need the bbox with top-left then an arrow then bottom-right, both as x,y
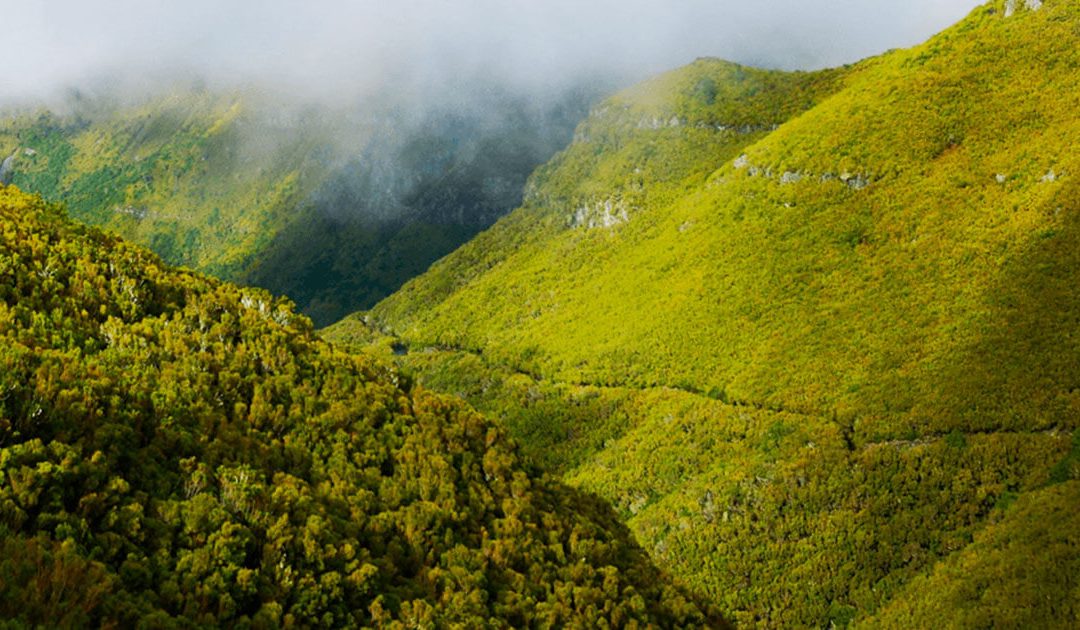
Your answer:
0,86 -> 593,325
0,185 -> 721,627
329,0 -> 1080,625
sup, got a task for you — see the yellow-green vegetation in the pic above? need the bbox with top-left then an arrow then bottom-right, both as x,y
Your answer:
862,479 -> 1080,628
0,88 -> 592,326
0,91 -> 323,278
0,185 -> 723,627
330,1 -> 1080,625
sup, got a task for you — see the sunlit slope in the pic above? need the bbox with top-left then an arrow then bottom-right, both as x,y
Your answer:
863,478 -> 1080,628
372,58 -> 848,331
344,1 -> 1080,625
328,316 -> 1075,627
372,0 -> 1080,443
0,185 -> 721,627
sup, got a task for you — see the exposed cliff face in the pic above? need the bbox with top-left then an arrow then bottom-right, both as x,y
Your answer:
0,153 -> 15,185
1005,0 -> 1044,17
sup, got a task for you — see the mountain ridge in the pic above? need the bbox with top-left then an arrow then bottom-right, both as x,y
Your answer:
329,1 -> 1080,625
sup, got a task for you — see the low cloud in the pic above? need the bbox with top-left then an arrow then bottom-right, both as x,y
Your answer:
3,0 -> 981,105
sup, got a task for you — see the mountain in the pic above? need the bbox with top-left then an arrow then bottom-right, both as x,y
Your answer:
328,0 -> 1080,625
0,184 -> 722,627
0,84 -> 595,326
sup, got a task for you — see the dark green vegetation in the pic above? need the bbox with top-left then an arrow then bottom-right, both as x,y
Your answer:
0,87 -> 593,326
0,185 -> 721,627
865,479 -> 1080,628
329,1 -> 1080,626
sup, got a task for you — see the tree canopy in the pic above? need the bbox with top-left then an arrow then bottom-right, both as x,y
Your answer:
0,184 -> 721,628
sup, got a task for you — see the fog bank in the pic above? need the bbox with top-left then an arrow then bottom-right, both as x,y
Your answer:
3,1 -> 981,105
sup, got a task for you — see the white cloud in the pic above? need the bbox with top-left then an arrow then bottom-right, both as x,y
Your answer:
0,0 -> 982,104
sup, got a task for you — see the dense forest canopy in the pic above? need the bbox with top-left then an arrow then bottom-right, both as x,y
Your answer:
0,184 -> 720,627
3,0 -> 1079,627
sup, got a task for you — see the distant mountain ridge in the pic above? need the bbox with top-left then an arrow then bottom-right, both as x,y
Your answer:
329,0 -> 1080,625
0,84 -> 596,325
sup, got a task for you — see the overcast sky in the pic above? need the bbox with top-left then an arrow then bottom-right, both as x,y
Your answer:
2,0 -> 983,104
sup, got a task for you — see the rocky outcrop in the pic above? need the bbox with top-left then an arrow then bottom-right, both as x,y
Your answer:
840,172 -> 869,190
780,171 -> 803,185
732,153 -> 873,191
1005,0 -> 1043,18
0,154 -> 15,185
114,205 -> 150,219
571,199 -> 631,229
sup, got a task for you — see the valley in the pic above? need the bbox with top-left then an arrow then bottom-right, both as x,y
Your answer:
2,0 -> 1078,627
0,84 -> 595,325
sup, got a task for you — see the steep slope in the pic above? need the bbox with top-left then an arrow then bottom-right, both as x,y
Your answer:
0,91 -> 321,276
863,477 -> 1080,628
331,0 -> 1080,625
0,86 -> 593,325
0,184 -> 721,627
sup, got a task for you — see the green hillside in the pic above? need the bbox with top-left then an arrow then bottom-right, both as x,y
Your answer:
864,478 -> 1080,628
329,0 -> 1080,625
0,91 -> 320,276
0,184 -> 721,627
0,87 -> 592,326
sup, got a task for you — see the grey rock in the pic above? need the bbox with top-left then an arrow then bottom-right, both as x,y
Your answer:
0,154 -> 15,185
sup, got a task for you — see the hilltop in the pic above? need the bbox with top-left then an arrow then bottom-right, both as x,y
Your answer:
0,184 -> 721,627
329,0 -> 1080,625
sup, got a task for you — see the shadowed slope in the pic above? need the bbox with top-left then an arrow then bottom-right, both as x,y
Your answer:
0,185 -> 722,628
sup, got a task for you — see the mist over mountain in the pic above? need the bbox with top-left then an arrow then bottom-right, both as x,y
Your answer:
1,1 -> 981,326
6,1 -> 980,108
4,0 -> 1080,627
0,79 -> 601,326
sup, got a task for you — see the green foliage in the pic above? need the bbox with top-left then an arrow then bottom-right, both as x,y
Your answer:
862,481 -> 1080,628
0,88 -> 594,326
0,527 -> 114,627
1,95 -> 316,279
0,186 -> 721,627
1048,429 -> 1080,484
336,1 -> 1080,625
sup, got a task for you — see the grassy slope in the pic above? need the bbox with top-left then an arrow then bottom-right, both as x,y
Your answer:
0,184 -> 721,627
330,1 -> 1080,625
